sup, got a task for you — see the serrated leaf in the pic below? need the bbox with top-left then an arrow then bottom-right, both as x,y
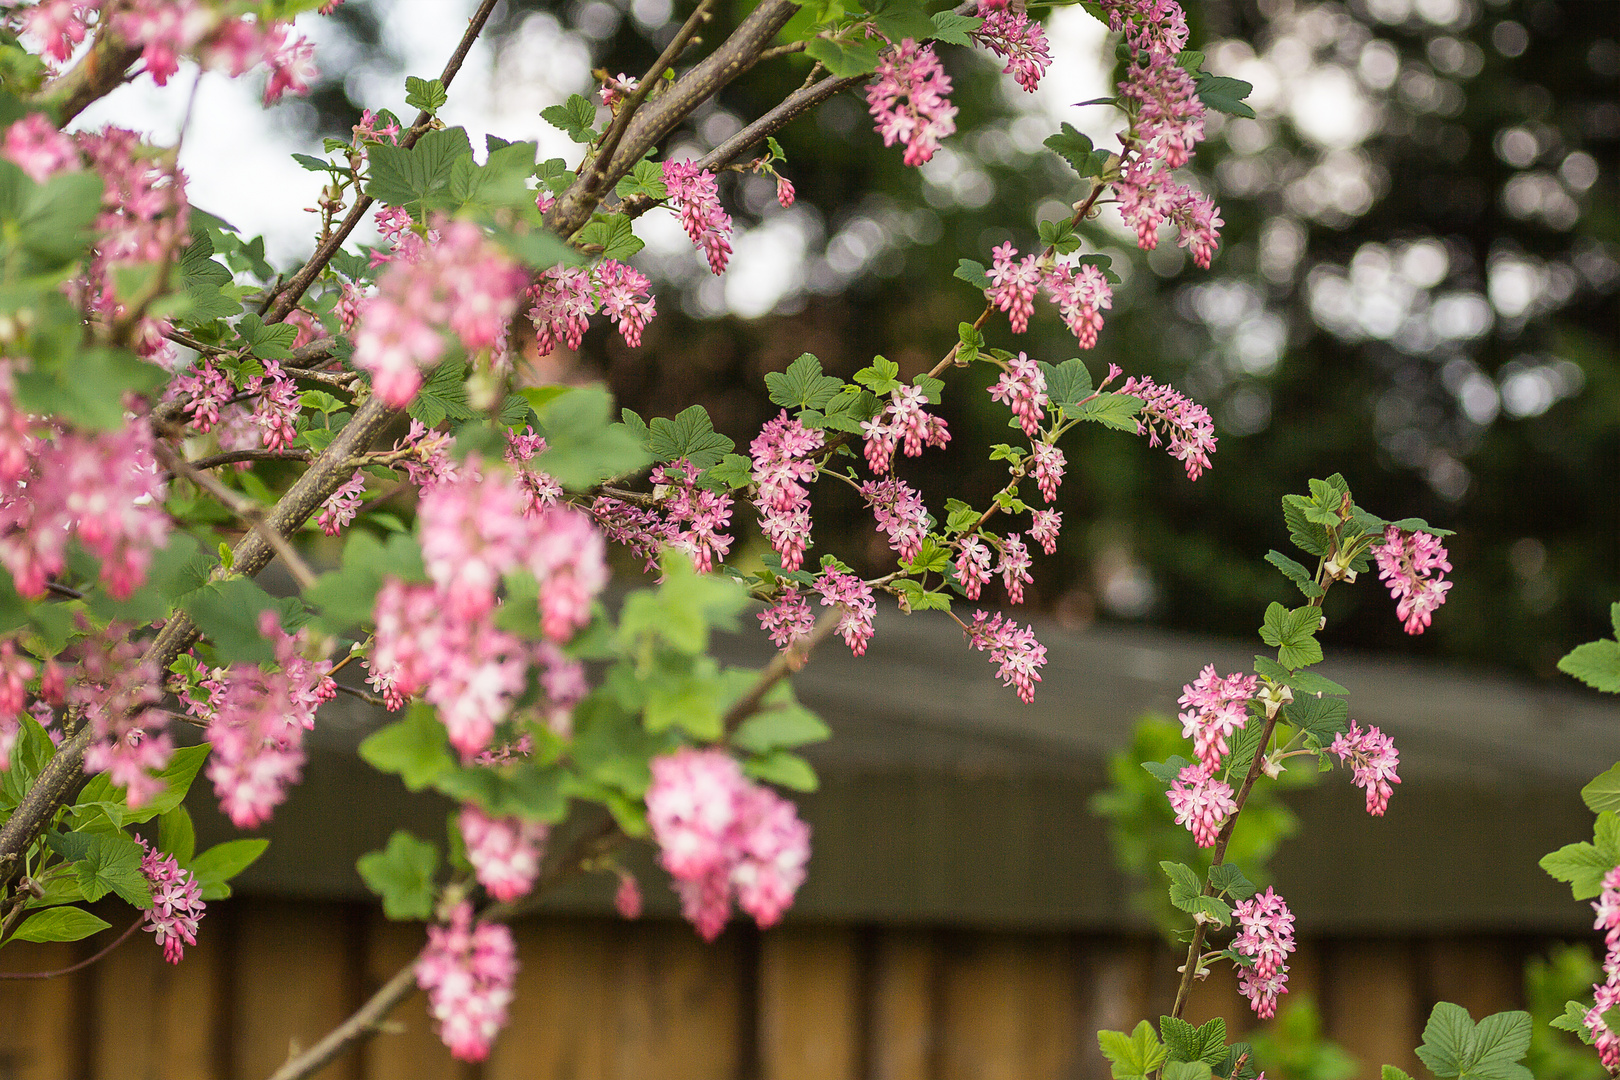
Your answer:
1559,639 -> 1620,694
12,907 -> 111,943
1098,1020 -> 1168,1079
1286,694 -> 1348,745
705,453 -> 754,490
804,37 -> 884,78
1265,549 -> 1324,599
189,838 -> 268,900
1541,840 -> 1613,900
615,158 -> 668,201
1068,391 -> 1142,431
1195,73 -> 1256,118
1044,122 -> 1113,178
535,385 -> 652,489
929,9 -> 982,45
1207,863 -> 1257,901
1142,755 -> 1192,785
743,749 -> 819,792
357,831 -> 440,921
364,126 -> 474,216
359,704 -> 455,790
765,353 -> 843,411
1038,358 -> 1092,409
732,704 -> 830,754
181,576 -> 286,664
1260,602 -> 1323,670
404,75 -> 448,114
540,93 -> 598,142
647,404 -> 734,470
1383,1069 -> 1416,1080
864,0 -> 935,41
853,355 -> 901,395
576,212 -> 643,261
954,258 -> 990,290
1163,1062 -> 1213,1080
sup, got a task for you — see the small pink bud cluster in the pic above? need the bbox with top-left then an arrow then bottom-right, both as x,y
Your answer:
973,5 -> 1052,92
590,496 -> 677,573
0,421 -> 169,601
527,258 -> 656,357
758,586 -> 815,649
954,536 -> 993,600
986,351 -> 1048,438
861,385 -> 948,475
814,569 -> 876,656
353,219 -> 528,407
645,748 -> 811,940
598,71 -> 637,108
504,427 -> 563,515
70,626 -> 171,807
1585,866 -> 1620,1068
1098,0 -> 1189,57
1232,887 -> 1295,1019
1166,763 -> 1235,848
865,39 -> 958,167
1177,665 -> 1258,773
750,410 -> 824,572
986,244 -> 1114,349
662,160 -> 734,275
95,0 -> 318,103
998,534 -> 1034,604
964,610 -> 1048,703
415,902 -> 519,1062
192,612 -> 335,828
317,471 -> 367,536
139,843 -> 206,964
1,113 -> 80,182
651,460 -> 734,573
1030,442 -> 1065,503
1329,721 -> 1400,816
0,640 -> 37,768
248,359 -> 300,451
461,804 -> 549,902
171,361 -> 233,434
859,477 -> 929,563
19,0 -> 98,64
1371,526 -> 1452,635
1120,375 -> 1217,481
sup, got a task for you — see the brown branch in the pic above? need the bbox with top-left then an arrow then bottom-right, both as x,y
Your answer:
177,448 -> 312,473
333,682 -> 385,708
722,610 -> 842,734
31,36 -> 143,125
157,443 -> 319,592
0,918 -> 143,979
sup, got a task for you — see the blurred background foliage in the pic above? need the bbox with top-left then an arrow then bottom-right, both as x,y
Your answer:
290,0 -> 1617,680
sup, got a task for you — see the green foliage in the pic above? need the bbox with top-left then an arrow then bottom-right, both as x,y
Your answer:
180,576 -> 293,665
928,10 -> 981,45
1068,392 -> 1142,431
360,702 -> 457,791
577,212 -> 644,261
1194,74 -> 1257,118
1039,358 -> 1093,410
1098,1021 -> 1169,1079
1247,996 -> 1359,1080
646,404 -> 734,470
306,530 -> 426,633
364,125 -> 474,218
1526,945 -> 1607,1076
1044,123 -> 1113,178
404,75 -> 448,114
615,158 -> 668,201
357,831 -> 440,921
803,37 -> 883,78
1260,602 -> 1323,670
189,839 -> 269,901
1413,1003 -> 1532,1080
10,907 -> 111,944
1583,762 -> 1620,814
1265,550 -> 1324,600
532,385 -> 652,488
1559,608 -> 1620,693
766,353 -> 844,412
1160,1016 -> 1229,1067
1542,807 -> 1620,899
540,93 -> 598,142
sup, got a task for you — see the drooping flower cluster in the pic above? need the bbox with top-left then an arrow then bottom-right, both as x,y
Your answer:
954,536 -> 993,600
987,242 -> 1041,334
0,640 -> 35,767
527,258 -> 656,357
972,5 -> 1052,92
860,477 -> 929,562
190,612 -> 336,828
1371,527 -> 1453,635
461,804 -> 549,903
1585,866 -> 1620,1069
861,385 -> 949,474
1177,665 -> 1258,772
985,244 -> 1115,349
986,351 -> 1048,438
70,626 -> 171,807
1166,762 -> 1236,848
415,902 -> 519,1062
1,112 -> 80,182
1030,442 -> 1065,503
316,471 -> 367,536
352,219 -> 528,406
661,160 -> 733,275
248,359 -> 300,451
171,360 -> 233,434
503,427 -> 562,515
644,748 -> 811,940
1120,375 -> 1217,480
0,420 -> 171,601
750,410 -> 823,572
998,534 -> 1034,604
1329,721 -> 1401,816
758,585 -> 815,649
1232,887 -> 1295,1019
814,569 -> 877,656
964,611 -> 1048,703
139,843 -> 206,964
650,461 -> 734,573
865,39 -> 958,167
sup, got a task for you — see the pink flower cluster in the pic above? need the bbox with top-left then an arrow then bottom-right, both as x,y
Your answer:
1371,526 -> 1452,635
758,585 -> 815,649
317,471 -> 367,536
662,160 -> 733,275
1177,665 -> 1258,772
461,804 -> 549,902
0,640 -> 36,768
865,39 -> 958,167
861,385 -> 949,474
191,612 -> 335,828
1114,159 -> 1223,269
1030,442 -> 1065,503
90,0 -> 318,102
171,360 -> 232,434
1,113 -> 80,182
651,461 -> 734,573
814,569 -> 876,656
998,534 -> 1033,604
644,748 -> 811,940
1329,721 -> 1400,816
139,843 -> 205,964
352,219 -> 528,407
0,420 -> 170,601
1120,375 -> 1217,480
248,359 -> 300,451
1166,763 -> 1235,848
1586,866 -> 1620,1069
71,626 -> 171,807
986,244 -> 1113,348
964,611 -> 1047,703
527,258 -> 656,357
1098,0 -> 1189,57
986,351 -> 1048,437
415,902 -> 519,1062
1232,887 -> 1295,1019
750,410 -> 823,573
859,477 -> 929,563
973,5 -> 1051,92
954,536 -> 992,600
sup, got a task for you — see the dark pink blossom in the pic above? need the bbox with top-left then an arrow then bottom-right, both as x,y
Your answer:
140,843 -> 205,964
416,902 -> 518,1061
964,610 -> 1048,703
865,39 -> 957,167
1330,721 -> 1401,816
2,113 -> 80,182
461,804 -> 549,902
1372,527 -> 1452,635
759,587 -> 815,649
1177,664 -> 1258,772
987,351 -> 1047,438
997,534 -> 1033,604
814,569 -> 876,656
954,536 -> 993,600
317,471 -> 366,536
973,6 -> 1051,92
750,410 -> 823,572
1029,509 -> 1061,555
1120,374 -> 1217,480
1166,763 -> 1235,848
859,477 -> 929,562
662,160 -> 734,274
986,242 -> 1041,334
1232,888 -> 1295,1018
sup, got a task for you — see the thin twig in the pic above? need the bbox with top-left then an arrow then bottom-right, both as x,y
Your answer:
157,444 -> 319,592
722,610 -> 842,734
44,581 -> 83,601
178,448 -> 313,473
756,40 -> 808,62
334,683 -> 385,708
0,918 -> 143,980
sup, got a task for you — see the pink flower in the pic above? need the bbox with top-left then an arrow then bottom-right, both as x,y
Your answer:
1041,262 -> 1113,349
140,843 -> 205,964
1120,374 -> 1217,480
248,359 -> 299,451
615,871 -> 643,919
1176,665 -> 1258,772
1330,721 -> 1400,816
111,0 -> 212,86
1120,51 -> 1205,168
651,461 -> 734,573
662,160 -> 734,274
21,0 -> 98,62
954,536 -> 993,600
813,570 -> 876,656
987,351 -> 1048,438
759,587 -> 815,649
1233,887 -> 1295,1018
964,610 -> 1047,703
0,641 -> 37,773
1166,763 -> 1235,847
317,471 -> 366,536
998,534 -> 1033,605
751,410 -> 823,572
859,477 -> 929,563
1372,526 -> 1452,635
418,467 -> 534,619
527,265 -> 594,356
973,6 -> 1051,92
261,29 -> 318,104
528,507 -> 609,643
593,259 -> 657,347
2,113 -> 81,182
172,360 -> 232,433
987,242 -> 1041,334
1029,509 -> 1061,555
69,627 -> 171,807
775,175 -> 796,208
865,39 -> 957,167
461,805 -> 549,902
1099,0 -> 1189,57
416,902 -> 518,1061
1030,442 -> 1065,502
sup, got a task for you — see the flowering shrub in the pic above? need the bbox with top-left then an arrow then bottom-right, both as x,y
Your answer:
0,0 -> 1556,1077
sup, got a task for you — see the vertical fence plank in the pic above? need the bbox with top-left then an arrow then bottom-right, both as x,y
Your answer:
1421,938 -> 1523,1019
1074,938 -> 1154,1080
758,926 -> 860,1080
0,941 -> 81,1080
1322,940 -> 1420,1080
361,914 -> 464,1080
232,900 -> 362,1080
603,920 -> 743,1080
937,933 -> 1079,1080
91,917 -> 223,1080
484,919 -> 614,1080
868,930 -> 935,1080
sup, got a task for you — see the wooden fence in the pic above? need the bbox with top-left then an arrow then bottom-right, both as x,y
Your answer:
0,899 -> 1557,1080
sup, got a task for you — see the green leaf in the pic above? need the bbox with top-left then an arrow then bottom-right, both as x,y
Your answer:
1141,755 -> 1192,785
1068,391 -> 1142,431
1044,122 -> 1113,178
364,126 -> 474,216
1583,763 -> 1620,814
1038,216 -> 1081,255
1162,1062 -> 1213,1080
540,93 -> 598,142
864,0 -> 935,40
11,907 -> 112,943
1195,73 -> 1257,118
1541,839 -> 1613,900
404,75 -> 448,114
1286,693 -> 1348,745
535,385 -> 652,489
73,833 -> 150,906
1038,358 -> 1092,409
406,359 -> 477,427
1207,863 -> 1257,901
13,346 -> 169,431
928,9 -> 982,45
1287,669 -> 1349,697
1383,1069 -> 1415,1080
15,168 -> 103,269
435,765 -> 568,821
189,838 -> 269,900
357,831 -> 440,920
1559,640 -> 1620,694
744,749 -> 819,792
1161,860 -> 1202,908
766,353 -> 844,411
1416,1001 -> 1471,1077
158,805 -> 196,866
576,212 -> 644,261
615,158 -> 668,201
1098,1020 -> 1169,1079
359,703 -> 456,790
954,258 -> 990,291
646,404 -> 735,470
1264,550 -> 1324,600
1468,1010 -> 1532,1079
1283,495 -> 1331,558
181,577 -> 286,664
617,552 -> 747,655
1548,1001 -> 1592,1040
705,453 -> 754,490
1260,603 -> 1323,670
1160,1015 -> 1227,1066
306,531 -> 425,633
732,705 -> 830,754
853,355 -> 902,395
803,37 -> 884,78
